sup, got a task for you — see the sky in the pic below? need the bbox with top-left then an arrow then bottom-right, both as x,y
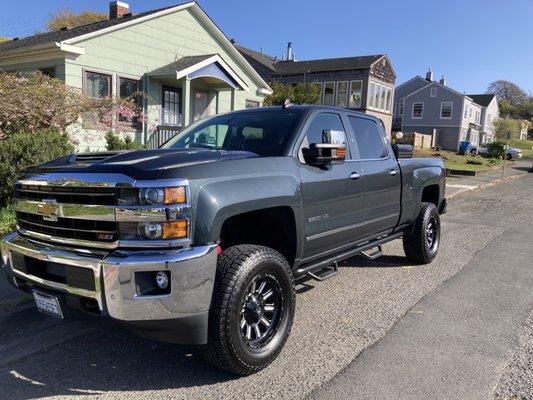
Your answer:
1,0 -> 532,94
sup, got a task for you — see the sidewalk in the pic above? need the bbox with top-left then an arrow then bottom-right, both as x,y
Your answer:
446,158 -> 531,199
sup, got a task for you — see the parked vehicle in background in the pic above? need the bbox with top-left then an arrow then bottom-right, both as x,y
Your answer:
1,105 -> 446,375
470,145 -> 522,160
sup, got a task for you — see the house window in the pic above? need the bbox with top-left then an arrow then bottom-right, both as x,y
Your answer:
398,102 -> 404,116
85,71 -> 111,98
348,81 -> 362,108
336,81 -> 348,108
39,67 -> 56,78
475,111 -> 481,125
368,82 -> 375,108
430,87 -> 437,97
323,82 -> 335,106
412,102 -> 424,118
464,105 -> 468,119
119,77 -> 142,125
246,100 -> 260,108
440,102 -> 453,119
385,87 -> 392,112
162,86 -> 182,126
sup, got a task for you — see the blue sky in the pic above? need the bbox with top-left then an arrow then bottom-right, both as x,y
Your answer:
1,0 -> 532,94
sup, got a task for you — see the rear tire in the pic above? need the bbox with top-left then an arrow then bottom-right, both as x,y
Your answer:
506,153 -> 512,161
403,202 -> 441,264
198,245 -> 295,375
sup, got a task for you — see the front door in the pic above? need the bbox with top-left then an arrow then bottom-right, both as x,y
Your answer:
193,91 -> 211,122
298,112 -> 365,261
162,85 -> 182,126
347,115 -> 401,237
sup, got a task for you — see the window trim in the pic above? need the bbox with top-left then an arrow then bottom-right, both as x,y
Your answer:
440,101 -> 453,119
412,102 -> 424,119
348,80 -> 363,109
322,81 -> 335,106
335,80 -> 349,108
347,114 -> 391,161
430,87 -> 437,97
161,84 -> 183,126
367,81 -> 393,113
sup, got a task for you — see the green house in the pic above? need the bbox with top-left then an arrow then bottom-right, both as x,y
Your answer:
0,1 -> 272,150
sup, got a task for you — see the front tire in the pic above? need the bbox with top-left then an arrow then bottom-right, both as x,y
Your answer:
403,202 -> 441,264
199,245 -> 295,375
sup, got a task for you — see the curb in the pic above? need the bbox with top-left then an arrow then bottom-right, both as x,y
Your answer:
447,172 -> 527,200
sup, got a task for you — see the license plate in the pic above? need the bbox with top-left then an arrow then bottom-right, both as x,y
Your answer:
33,291 -> 64,319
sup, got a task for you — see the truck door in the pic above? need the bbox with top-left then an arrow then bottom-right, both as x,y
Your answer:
346,115 -> 401,237
297,112 -> 365,260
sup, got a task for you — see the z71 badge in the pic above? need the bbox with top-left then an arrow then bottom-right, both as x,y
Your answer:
308,214 -> 329,223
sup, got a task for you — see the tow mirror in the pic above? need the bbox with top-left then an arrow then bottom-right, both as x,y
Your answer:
304,129 -> 346,166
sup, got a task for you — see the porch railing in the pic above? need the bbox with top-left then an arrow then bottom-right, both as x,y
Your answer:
147,125 -> 182,149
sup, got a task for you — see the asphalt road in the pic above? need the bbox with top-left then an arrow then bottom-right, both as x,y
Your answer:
1,173 -> 532,400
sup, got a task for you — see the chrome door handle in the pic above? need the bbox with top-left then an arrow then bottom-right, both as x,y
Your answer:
350,172 -> 362,180
390,169 -> 398,176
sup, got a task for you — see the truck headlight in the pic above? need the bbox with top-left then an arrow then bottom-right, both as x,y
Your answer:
139,186 -> 187,205
138,220 -> 188,240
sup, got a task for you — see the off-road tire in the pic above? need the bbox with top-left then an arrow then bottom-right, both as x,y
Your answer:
403,202 -> 441,264
198,245 -> 295,375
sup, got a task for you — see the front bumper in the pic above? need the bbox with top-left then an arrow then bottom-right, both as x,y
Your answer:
1,232 -> 217,344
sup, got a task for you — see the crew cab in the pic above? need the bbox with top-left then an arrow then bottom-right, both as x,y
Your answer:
1,105 -> 446,375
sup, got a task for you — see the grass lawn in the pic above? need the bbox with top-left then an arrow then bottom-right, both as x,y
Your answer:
414,149 -> 502,172
0,206 -> 16,237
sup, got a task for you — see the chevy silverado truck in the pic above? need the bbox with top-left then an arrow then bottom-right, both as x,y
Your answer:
1,105 -> 446,375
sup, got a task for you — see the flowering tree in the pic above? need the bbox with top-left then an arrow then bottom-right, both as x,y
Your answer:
0,71 -> 146,142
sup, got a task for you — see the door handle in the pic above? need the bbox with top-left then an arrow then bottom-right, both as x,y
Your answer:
349,172 -> 362,180
390,169 -> 398,176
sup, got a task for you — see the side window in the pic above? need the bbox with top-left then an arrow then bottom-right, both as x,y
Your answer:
348,116 -> 388,159
300,113 -> 348,161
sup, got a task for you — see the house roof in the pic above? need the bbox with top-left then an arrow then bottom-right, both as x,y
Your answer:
273,55 -> 384,75
235,45 -> 386,77
150,54 -> 216,75
0,4 -> 179,53
236,45 -> 277,72
467,94 -> 496,107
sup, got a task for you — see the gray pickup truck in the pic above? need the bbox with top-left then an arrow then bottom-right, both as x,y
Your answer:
1,105 -> 446,375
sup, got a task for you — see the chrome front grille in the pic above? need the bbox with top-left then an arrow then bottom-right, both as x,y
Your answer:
16,211 -> 118,243
15,184 -> 116,206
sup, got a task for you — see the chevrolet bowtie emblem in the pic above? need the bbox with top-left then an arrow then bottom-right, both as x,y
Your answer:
38,200 -> 61,222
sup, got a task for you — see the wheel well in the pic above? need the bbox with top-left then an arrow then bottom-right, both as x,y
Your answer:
421,184 -> 440,207
219,207 -> 297,265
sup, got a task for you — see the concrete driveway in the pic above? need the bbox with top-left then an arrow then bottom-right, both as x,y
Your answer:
1,172 -> 532,400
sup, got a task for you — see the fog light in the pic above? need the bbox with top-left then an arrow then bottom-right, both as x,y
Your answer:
144,222 -> 163,239
155,271 -> 169,289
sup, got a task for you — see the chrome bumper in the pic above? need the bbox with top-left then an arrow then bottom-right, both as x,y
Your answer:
0,232 -> 217,322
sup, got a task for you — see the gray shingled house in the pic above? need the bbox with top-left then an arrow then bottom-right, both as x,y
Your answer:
393,70 -> 499,151
237,43 -> 396,133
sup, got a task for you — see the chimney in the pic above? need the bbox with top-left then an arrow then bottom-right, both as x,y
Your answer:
110,1 -> 129,19
286,42 -> 293,61
425,68 -> 433,81
439,75 -> 447,86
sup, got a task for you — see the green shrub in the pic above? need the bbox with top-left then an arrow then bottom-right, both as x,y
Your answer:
105,131 -> 143,151
0,205 -> 16,236
0,129 -> 73,207
486,141 -> 505,158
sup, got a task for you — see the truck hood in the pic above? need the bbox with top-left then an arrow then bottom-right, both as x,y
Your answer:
26,148 -> 259,180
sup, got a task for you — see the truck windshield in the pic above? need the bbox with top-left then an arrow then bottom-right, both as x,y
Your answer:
161,110 -> 302,157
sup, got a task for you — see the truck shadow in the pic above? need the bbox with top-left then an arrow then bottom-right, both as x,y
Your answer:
1,314 -> 236,400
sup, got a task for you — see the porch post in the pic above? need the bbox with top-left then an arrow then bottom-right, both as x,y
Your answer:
230,88 -> 237,111
183,77 -> 191,127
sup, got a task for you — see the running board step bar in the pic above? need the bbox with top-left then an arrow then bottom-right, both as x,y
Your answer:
307,262 -> 339,282
294,231 -> 403,281
361,245 -> 383,260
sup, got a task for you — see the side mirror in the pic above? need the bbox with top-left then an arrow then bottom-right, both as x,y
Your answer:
304,129 -> 346,166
